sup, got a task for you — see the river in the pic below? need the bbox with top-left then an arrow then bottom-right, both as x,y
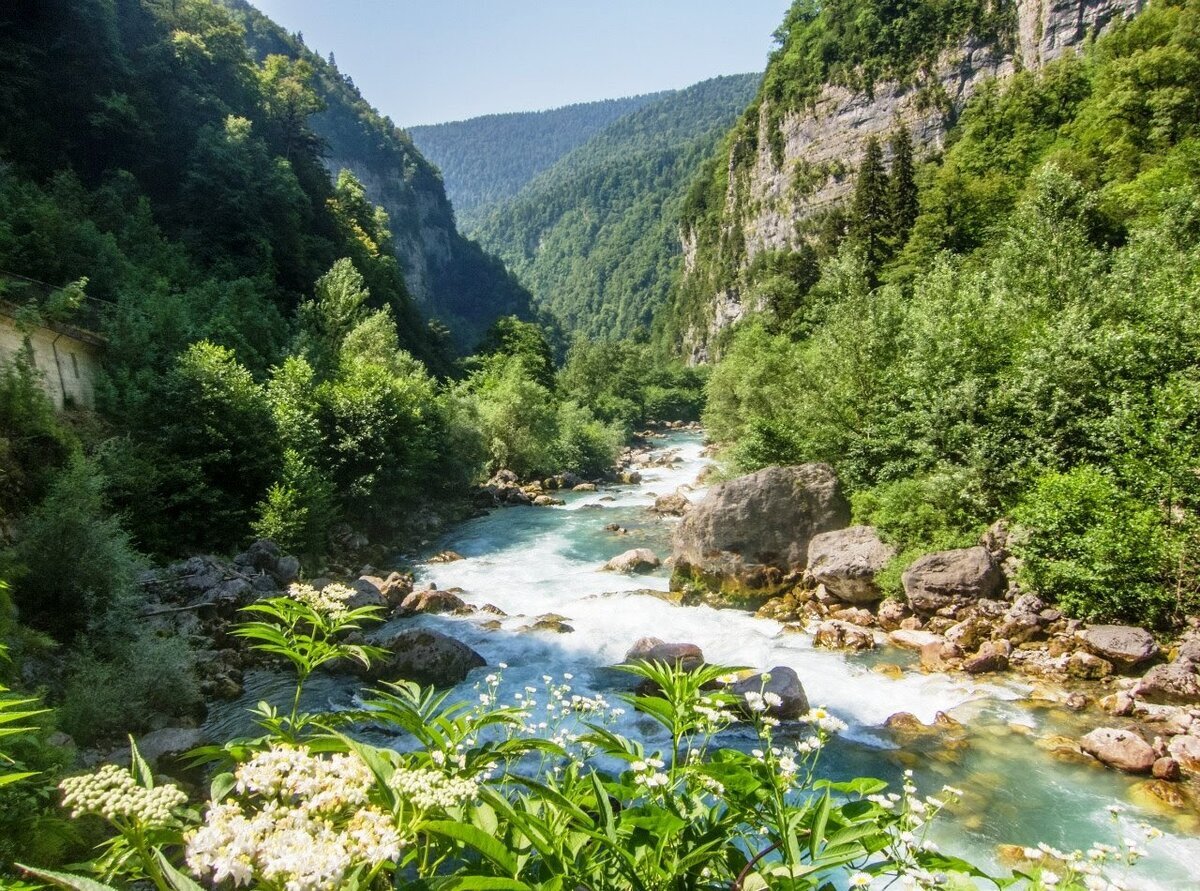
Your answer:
207,431 -> 1200,887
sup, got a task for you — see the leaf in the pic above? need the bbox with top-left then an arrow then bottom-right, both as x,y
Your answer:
810,788 -> 832,860
209,771 -> 236,802
155,851 -> 206,891
17,865 -> 120,891
428,879 -> 532,891
128,736 -> 154,788
423,820 -> 519,874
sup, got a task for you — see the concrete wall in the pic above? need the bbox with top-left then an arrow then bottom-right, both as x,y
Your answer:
0,311 -> 102,410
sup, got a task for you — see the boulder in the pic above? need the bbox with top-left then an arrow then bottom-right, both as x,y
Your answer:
651,492 -> 692,517
813,620 -> 876,651
624,637 -> 704,671
520,616 -> 574,634
234,539 -> 280,573
1079,625 -> 1159,673
671,464 -> 850,605
368,629 -> 485,686
888,629 -> 945,651
920,641 -> 963,671
1133,662 -> 1200,705
1068,651 -> 1113,680
729,667 -> 808,720
1079,728 -> 1156,774
347,577 -> 386,609
1167,734 -> 1200,773
274,555 -> 301,585
944,617 -> 992,652
574,483 -> 597,492
963,640 -> 1011,674
428,551 -> 464,564
616,470 -> 642,485
533,495 -> 565,507
605,548 -> 661,574
136,727 -> 207,768
1153,757 -> 1182,781
805,525 -> 895,605
398,588 -> 468,616
902,547 -> 1003,614
876,599 -> 911,631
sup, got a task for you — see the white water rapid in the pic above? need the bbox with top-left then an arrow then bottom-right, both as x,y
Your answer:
207,432 -> 1200,886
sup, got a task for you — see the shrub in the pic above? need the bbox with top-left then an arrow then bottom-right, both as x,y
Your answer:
550,401 -> 623,478
1012,465 -> 1174,625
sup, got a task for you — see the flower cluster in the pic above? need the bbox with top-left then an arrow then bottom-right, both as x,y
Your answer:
287,581 -> 356,617
802,706 -> 848,735
1013,813 -> 1163,891
186,745 -> 399,891
390,764 -> 483,811
59,763 -> 187,827
630,756 -> 670,791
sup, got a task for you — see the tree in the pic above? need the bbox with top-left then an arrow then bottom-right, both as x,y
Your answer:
888,125 -> 918,244
848,136 -> 890,281
256,54 -> 324,161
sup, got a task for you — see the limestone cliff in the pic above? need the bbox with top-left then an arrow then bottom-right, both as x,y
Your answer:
675,0 -> 1144,362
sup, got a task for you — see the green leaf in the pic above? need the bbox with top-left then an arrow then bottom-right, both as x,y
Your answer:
155,851 -> 206,891
17,865 -> 120,891
423,820 -> 519,874
129,736 -> 154,788
429,879 -> 532,891
810,788 -> 832,860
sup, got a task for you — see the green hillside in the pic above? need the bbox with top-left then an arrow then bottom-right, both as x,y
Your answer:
470,73 -> 761,340
408,94 -> 663,219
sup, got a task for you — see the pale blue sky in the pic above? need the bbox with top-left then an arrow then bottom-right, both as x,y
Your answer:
250,1 -> 792,127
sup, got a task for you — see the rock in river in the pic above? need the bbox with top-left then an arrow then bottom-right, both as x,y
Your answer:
806,525 -> 895,604
367,629 -> 485,686
1079,727 -> 1156,774
671,464 -> 849,606
1079,625 -> 1159,673
604,548 -> 661,574
902,546 -> 1003,614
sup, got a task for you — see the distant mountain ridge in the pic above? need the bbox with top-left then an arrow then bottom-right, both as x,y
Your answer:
408,94 -> 666,222
466,73 -> 762,341
225,0 -> 534,349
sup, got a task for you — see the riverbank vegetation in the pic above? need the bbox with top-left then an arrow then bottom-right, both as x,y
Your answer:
701,0 -> 1200,627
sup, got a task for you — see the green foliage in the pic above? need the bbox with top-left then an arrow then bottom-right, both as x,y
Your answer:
409,94 -> 664,217
1013,467 -> 1176,625
848,136 -> 890,280
4,455 -> 140,641
470,75 -> 761,340
557,340 -> 706,429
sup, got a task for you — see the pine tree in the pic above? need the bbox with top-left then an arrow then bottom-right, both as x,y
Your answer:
889,126 -> 919,244
849,136 -> 889,281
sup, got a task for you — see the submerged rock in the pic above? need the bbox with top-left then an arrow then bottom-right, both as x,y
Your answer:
671,464 -> 850,606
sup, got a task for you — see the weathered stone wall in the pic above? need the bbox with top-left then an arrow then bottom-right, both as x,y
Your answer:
0,311 -> 102,409
682,0 -> 1145,360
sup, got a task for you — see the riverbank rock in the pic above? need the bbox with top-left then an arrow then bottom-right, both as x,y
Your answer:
136,727 -> 207,769
1079,625 -> 1159,673
902,546 -> 1003,614
605,549 -> 661,574
805,525 -> 894,605
963,640 -> 1011,674
889,629 -> 945,651
398,587 -> 468,616
729,667 -> 808,720
1135,661 -> 1200,705
624,638 -> 704,671
651,492 -> 691,516
1080,727 -> 1156,774
671,464 -> 850,606
814,619 -> 876,651
369,629 -> 485,686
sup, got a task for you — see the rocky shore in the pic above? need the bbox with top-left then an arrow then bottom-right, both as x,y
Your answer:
662,460 -> 1200,814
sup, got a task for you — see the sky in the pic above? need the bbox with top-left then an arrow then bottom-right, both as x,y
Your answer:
249,1 -> 793,127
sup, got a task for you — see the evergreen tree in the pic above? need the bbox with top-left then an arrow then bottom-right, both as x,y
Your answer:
888,125 -> 918,244
848,136 -> 890,281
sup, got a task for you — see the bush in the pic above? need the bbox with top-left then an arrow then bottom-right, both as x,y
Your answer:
550,401 -> 622,478
5,455 -> 141,641
1012,465 -> 1174,625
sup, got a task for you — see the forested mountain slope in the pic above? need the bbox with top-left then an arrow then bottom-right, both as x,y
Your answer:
666,0 -> 1143,359
408,94 -> 663,221
696,0 -> 1200,626
224,0 -> 533,348
469,74 -> 761,340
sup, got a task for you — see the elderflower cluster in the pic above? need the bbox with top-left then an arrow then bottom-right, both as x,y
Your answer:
287,582 -> 356,617
185,745 -> 400,891
59,764 -> 187,826
390,765 -> 483,811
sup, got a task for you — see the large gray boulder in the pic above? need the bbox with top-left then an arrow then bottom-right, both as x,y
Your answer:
671,464 -> 849,605
367,629 -> 485,686
806,525 -> 895,604
1079,728 -> 1156,774
1079,625 -> 1159,673
902,547 -> 1003,614
729,667 -> 809,720
1133,661 -> 1200,704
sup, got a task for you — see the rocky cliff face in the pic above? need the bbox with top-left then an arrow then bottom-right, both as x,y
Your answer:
679,0 -> 1144,362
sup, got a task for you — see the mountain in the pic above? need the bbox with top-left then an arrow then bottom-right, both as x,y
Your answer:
223,0 -> 533,349
667,0 -> 1144,361
408,94 -> 665,221
468,74 -> 761,341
